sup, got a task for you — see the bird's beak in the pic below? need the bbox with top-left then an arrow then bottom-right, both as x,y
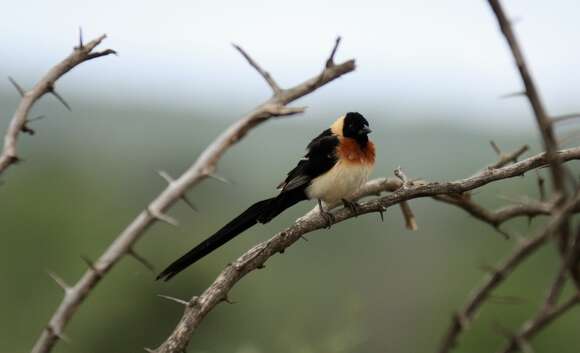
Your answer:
360,126 -> 372,135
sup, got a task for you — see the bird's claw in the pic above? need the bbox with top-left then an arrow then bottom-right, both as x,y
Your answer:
342,199 -> 361,216
320,210 -> 336,229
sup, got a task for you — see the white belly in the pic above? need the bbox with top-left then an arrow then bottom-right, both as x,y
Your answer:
306,161 -> 372,203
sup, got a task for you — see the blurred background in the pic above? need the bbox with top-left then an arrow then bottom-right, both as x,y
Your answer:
1,0 -> 580,352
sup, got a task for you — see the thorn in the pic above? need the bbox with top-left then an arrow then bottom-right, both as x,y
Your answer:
80,255 -> 101,276
157,170 -> 173,184
157,294 -> 190,306
221,295 -> 235,304
300,235 -> 309,242
78,27 -> 83,49
46,271 -> 71,292
208,173 -> 232,185
128,248 -> 155,272
180,195 -> 198,212
28,115 -> 46,123
8,76 -> 25,96
10,155 -> 21,164
147,207 -> 179,227
158,170 -> 197,212
84,49 -> 118,61
490,140 -> 501,155
21,124 -> 35,135
49,89 -> 72,111
46,326 -> 71,343
495,226 -> 511,240
378,207 -> 385,222
326,36 -> 342,68
144,348 -> 156,353
536,171 -> 546,201
500,91 -> 526,99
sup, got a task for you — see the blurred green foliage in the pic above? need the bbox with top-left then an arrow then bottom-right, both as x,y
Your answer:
0,91 -> 579,353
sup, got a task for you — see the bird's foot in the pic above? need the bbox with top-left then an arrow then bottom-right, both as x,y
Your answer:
319,209 -> 336,229
342,199 -> 362,216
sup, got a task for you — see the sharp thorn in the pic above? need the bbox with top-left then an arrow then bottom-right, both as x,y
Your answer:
157,294 -> 190,306
28,115 -> 46,123
144,348 -> 156,353
80,255 -> 99,273
181,195 -> 198,212
46,271 -> 71,292
147,207 -> 179,227
208,173 -> 232,185
8,76 -> 25,96
325,36 -> 342,68
157,170 -> 174,184
128,248 -> 155,272
50,90 -> 72,111
490,140 -> 502,155
78,26 -> 84,49
500,91 -> 526,99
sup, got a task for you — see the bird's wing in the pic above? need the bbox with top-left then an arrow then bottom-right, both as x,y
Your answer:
277,130 -> 339,192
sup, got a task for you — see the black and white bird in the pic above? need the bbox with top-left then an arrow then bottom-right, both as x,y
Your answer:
157,112 -> 375,281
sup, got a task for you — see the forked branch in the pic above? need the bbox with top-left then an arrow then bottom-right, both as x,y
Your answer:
0,32 -> 116,177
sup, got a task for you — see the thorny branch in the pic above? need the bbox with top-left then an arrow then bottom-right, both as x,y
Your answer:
152,148 -> 580,353
435,2 -> 580,353
30,38 -> 355,353
0,32 -> 116,177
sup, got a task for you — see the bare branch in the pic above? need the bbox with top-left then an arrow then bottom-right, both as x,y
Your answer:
436,191 -> 580,353
30,38 -> 356,353
488,0 -> 564,192
432,193 -> 555,238
497,293 -> 580,353
153,154 -> 580,353
0,34 -> 115,177
233,44 -> 281,94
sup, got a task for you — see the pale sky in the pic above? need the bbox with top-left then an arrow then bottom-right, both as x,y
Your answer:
1,0 -> 579,127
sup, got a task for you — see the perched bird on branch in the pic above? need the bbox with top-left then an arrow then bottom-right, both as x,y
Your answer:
157,112 -> 375,281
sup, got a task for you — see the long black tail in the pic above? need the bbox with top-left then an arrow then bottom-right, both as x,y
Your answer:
156,190 -> 306,281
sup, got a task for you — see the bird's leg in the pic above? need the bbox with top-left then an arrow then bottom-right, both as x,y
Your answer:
342,198 -> 361,216
318,199 -> 335,229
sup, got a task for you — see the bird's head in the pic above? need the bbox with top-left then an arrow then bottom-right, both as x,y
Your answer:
331,112 -> 371,144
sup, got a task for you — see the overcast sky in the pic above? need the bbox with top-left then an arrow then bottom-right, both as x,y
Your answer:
1,0 -> 579,127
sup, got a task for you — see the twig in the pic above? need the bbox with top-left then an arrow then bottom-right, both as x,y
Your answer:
497,293 -> 580,353
552,113 -> 580,124
152,151 -> 580,353
488,0 -> 564,192
30,38 -> 356,353
436,190 -> 580,353
0,34 -> 116,177
432,194 -> 555,239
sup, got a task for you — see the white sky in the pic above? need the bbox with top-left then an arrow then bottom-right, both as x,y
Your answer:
1,0 -> 579,127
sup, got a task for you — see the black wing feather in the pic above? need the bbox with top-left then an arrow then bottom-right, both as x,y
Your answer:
278,130 -> 339,191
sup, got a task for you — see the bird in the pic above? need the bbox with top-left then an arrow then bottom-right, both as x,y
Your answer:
157,112 -> 375,281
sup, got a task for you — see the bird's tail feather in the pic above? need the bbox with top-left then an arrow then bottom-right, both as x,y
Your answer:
157,190 -> 306,281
